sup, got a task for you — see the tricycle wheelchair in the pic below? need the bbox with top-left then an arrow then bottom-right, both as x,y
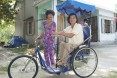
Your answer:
8,0 -> 98,78
7,25 -> 98,78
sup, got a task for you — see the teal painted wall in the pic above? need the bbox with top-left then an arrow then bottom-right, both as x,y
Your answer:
38,1 -> 52,34
115,4 -> 117,12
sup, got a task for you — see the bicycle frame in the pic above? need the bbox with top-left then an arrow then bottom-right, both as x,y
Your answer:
33,34 -> 93,75
33,44 -> 73,74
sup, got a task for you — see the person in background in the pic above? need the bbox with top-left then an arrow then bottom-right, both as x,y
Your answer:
80,18 -> 88,26
83,19 -> 89,26
35,10 -> 56,67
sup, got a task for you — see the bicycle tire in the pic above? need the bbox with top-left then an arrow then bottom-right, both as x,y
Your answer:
71,47 -> 98,78
8,55 -> 38,78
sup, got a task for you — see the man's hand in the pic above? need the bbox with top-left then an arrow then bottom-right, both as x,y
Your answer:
53,31 -> 64,35
53,31 -> 74,38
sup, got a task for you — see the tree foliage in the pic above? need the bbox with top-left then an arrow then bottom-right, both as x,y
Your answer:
0,0 -> 15,43
0,0 -> 16,23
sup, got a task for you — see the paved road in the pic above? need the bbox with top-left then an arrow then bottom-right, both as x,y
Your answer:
0,42 -> 117,78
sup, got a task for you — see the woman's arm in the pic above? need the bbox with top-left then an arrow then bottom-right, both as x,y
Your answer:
35,31 -> 44,41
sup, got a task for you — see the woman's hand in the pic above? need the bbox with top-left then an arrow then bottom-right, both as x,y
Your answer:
53,32 -> 58,35
35,36 -> 41,42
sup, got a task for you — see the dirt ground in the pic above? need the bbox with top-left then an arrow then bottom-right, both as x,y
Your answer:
0,42 -> 117,78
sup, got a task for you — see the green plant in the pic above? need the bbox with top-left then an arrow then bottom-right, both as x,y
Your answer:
7,48 -> 28,54
107,71 -> 117,78
0,66 -> 8,72
0,0 -> 16,22
0,25 -> 14,43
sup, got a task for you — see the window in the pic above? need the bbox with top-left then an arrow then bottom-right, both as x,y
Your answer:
116,18 -> 117,32
28,22 -> 33,35
105,20 -> 111,33
114,13 -> 117,17
101,19 -> 114,33
26,17 -> 35,35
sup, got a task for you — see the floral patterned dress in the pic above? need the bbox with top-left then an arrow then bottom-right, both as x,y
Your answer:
43,20 -> 56,66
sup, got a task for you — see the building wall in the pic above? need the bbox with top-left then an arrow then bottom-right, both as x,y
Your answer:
115,4 -> 117,12
15,0 -> 117,45
15,0 -> 57,45
15,0 -> 38,45
98,8 -> 116,42
24,0 -> 38,45
15,10 -> 24,37
37,1 -> 52,34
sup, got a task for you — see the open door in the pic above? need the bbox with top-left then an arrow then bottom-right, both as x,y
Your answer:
91,16 -> 98,42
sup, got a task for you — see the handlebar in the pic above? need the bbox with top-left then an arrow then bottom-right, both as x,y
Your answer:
35,39 -> 43,47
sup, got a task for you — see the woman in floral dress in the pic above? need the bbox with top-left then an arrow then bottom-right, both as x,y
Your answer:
35,10 -> 56,66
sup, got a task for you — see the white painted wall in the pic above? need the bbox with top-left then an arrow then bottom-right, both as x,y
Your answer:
98,8 -> 116,42
15,5 -> 24,37
99,9 -> 114,18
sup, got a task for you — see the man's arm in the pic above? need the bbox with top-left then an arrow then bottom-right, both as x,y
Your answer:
54,31 -> 75,38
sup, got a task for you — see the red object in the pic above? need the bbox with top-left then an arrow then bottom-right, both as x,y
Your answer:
60,14 -> 65,16
116,18 -> 117,23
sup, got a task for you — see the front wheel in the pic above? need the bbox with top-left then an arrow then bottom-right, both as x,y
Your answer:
71,47 -> 98,78
8,55 -> 38,78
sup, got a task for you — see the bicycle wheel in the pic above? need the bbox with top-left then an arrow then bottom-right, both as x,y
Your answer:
71,47 -> 98,78
8,55 -> 38,78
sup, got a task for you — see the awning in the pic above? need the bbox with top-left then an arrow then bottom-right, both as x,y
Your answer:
56,0 -> 96,15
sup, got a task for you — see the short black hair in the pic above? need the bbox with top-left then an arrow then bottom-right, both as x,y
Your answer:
84,19 -> 88,22
67,13 -> 78,25
45,10 -> 55,18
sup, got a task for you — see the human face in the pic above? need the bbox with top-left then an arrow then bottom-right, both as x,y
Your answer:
70,15 -> 77,25
47,14 -> 53,20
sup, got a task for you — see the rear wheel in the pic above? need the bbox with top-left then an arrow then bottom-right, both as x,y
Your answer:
71,47 -> 98,78
8,55 -> 38,78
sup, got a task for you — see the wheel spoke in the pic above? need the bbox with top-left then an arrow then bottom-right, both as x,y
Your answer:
72,47 -> 98,77
8,55 -> 38,78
